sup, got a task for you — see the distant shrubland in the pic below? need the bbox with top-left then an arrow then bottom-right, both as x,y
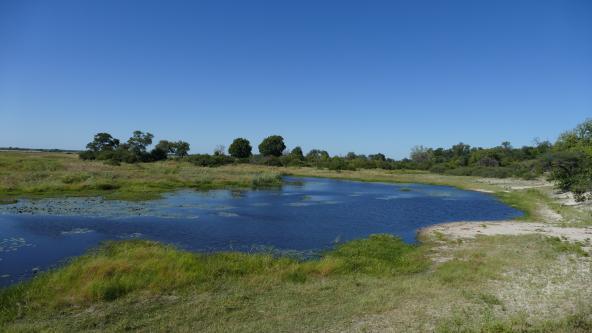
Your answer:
78,120 -> 592,201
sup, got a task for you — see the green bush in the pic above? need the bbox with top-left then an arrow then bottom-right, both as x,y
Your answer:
187,154 -> 234,167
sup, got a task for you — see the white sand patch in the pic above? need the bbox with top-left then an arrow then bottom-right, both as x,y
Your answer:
474,178 -> 552,191
422,221 -> 592,252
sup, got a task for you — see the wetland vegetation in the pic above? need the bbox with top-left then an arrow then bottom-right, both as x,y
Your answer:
1,119 -> 591,332
1,147 -> 592,331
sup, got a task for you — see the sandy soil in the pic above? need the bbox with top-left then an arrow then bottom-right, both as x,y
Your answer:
422,221 -> 592,252
474,177 -> 552,191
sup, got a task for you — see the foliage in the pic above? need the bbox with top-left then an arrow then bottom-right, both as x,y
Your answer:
213,145 -> 226,156
127,130 -> 154,156
228,138 -> 252,158
545,119 -> 592,201
186,154 -> 234,167
258,135 -> 286,157
290,146 -> 304,160
75,118 -> 592,200
80,131 -> 188,164
85,132 -> 120,152
155,140 -> 190,157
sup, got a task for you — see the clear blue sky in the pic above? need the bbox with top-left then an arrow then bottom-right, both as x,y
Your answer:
1,0 -> 591,158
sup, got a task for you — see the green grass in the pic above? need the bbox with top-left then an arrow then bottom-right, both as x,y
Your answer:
1,151 -> 591,331
1,235 -> 427,328
0,152 -> 283,201
436,307 -> 592,333
1,234 -> 589,332
0,152 -> 560,222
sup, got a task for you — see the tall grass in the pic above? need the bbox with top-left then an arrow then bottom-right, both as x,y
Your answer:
0,235 -> 425,324
0,152 -> 284,201
1,234 -> 588,332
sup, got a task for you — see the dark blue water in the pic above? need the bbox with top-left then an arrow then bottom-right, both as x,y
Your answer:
0,177 -> 522,286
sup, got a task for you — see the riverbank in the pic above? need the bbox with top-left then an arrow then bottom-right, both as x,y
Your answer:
0,152 -> 561,221
1,151 -> 592,331
0,152 -> 282,202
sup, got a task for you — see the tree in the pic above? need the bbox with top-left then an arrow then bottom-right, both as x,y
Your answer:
213,145 -> 226,156
155,140 -> 173,153
155,140 -> 190,157
306,149 -> 330,162
150,147 -> 168,161
290,146 -> 304,160
127,131 -> 153,155
86,132 -> 120,152
574,118 -> 592,144
546,151 -> 591,201
345,152 -> 357,160
258,135 -> 286,157
410,145 -> 433,163
369,153 -> 386,161
174,141 -> 190,157
228,138 -> 252,158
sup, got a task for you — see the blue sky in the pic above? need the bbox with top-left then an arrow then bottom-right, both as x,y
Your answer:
1,0 -> 591,158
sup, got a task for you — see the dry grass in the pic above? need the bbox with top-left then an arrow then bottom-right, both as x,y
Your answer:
2,151 -> 592,331
1,235 -> 589,332
0,152 -> 281,201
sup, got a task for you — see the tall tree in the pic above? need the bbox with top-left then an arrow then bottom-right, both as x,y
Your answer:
86,132 -> 120,152
174,141 -> 190,157
290,146 -> 304,160
127,131 -> 153,155
258,135 -> 286,157
229,138 -> 252,158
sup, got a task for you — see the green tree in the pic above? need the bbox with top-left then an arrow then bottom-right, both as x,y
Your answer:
546,151 -> 591,201
410,146 -> 433,163
86,132 -> 120,152
369,153 -> 386,161
306,149 -> 330,162
174,141 -> 190,157
127,131 -> 154,155
290,146 -> 304,160
258,135 -> 286,157
346,152 -> 357,160
155,140 -> 173,153
156,140 -> 190,157
228,138 -> 252,158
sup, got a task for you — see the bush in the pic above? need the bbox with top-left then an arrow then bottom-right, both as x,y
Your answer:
251,173 -> 282,187
262,156 -> 283,166
187,154 -> 234,167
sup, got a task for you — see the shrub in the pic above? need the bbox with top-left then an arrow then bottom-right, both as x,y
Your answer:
187,154 -> 234,167
251,173 -> 282,187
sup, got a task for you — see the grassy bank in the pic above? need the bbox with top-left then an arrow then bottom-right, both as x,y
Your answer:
0,151 -> 555,220
2,151 -> 591,331
0,152 -> 282,201
1,234 -> 589,332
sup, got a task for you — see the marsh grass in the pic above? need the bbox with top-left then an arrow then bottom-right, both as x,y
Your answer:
0,152 -> 558,223
0,152 -> 283,201
1,234 -> 589,332
2,152 -> 591,331
0,235 -> 425,325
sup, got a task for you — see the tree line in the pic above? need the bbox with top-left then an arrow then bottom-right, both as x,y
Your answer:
80,119 -> 592,201
79,131 -> 189,163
